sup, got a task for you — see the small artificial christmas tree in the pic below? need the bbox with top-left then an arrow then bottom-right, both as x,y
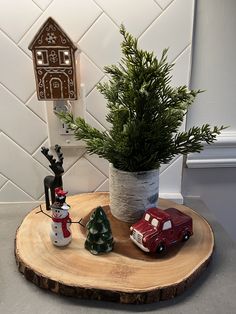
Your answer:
57,25 -> 226,172
85,206 -> 113,255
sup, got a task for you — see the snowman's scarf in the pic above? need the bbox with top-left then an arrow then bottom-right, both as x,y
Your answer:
52,214 -> 71,238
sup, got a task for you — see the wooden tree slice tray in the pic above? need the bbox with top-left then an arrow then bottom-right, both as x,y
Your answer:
15,192 -> 214,304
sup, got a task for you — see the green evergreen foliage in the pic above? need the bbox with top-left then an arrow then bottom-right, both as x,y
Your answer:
85,206 -> 113,255
57,25 -> 226,172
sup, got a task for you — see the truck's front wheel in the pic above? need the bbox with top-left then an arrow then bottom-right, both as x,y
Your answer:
156,243 -> 166,254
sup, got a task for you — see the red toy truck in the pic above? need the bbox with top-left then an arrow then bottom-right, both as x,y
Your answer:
130,207 -> 193,254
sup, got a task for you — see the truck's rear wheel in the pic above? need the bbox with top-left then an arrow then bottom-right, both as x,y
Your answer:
182,231 -> 190,242
156,243 -> 166,254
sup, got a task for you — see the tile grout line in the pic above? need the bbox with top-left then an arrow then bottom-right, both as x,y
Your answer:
31,0 -> 44,11
92,1 -> 121,30
61,149 -> 87,177
160,156 -> 182,176
171,43 -> 191,64
84,157 -> 108,180
154,0 -> 175,11
0,28 -> 32,61
86,111 -> 107,132
25,102 -> 47,124
31,136 -> 49,156
77,11 -> 104,44
0,80 -> 32,106
84,155 -> 109,178
0,172 -> 35,201
0,131 -> 50,170
85,75 -> 106,98
94,178 -> 108,192
79,49 -> 105,74
16,0 -> 55,45
0,178 -> 9,191
152,0 -> 163,10
0,82 -> 46,124
24,89 -> 37,106
138,0 -> 177,40
137,8 -> 163,40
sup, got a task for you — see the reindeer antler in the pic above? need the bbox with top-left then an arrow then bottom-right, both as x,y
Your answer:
41,147 -> 57,165
54,145 -> 63,166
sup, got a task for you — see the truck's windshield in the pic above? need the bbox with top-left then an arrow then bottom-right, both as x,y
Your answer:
151,218 -> 159,227
144,213 -> 150,221
144,214 -> 159,228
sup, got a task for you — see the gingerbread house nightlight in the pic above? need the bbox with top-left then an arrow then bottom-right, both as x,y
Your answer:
29,17 -> 78,101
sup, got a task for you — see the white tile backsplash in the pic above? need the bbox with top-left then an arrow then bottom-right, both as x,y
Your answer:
26,94 -> 47,122
0,84 -> 47,154
171,46 -> 191,87
86,79 -> 110,130
0,0 -> 194,202
79,14 -> 121,69
80,52 -> 104,96
94,0 -> 162,37
63,157 -> 106,194
139,0 -> 194,61
0,0 -> 41,43
19,0 -> 102,56
0,181 -> 34,202
0,133 -> 50,199
0,174 -> 8,189
0,31 -> 36,102
155,0 -> 174,10
33,0 -> 52,10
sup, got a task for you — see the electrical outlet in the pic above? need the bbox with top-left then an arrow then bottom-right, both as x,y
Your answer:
45,83 -> 86,148
60,122 -> 74,135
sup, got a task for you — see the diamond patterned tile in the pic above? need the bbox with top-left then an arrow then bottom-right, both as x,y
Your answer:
85,153 -> 109,177
95,178 -> 109,192
94,0 -> 162,37
80,52 -> 104,96
0,181 -> 34,202
0,133 -> 50,199
79,14 -> 121,69
63,157 -> 106,194
0,0 -> 194,202
139,0 -> 194,61
0,84 -> 47,154
26,93 -> 47,122
0,0 -> 41,43
85,112 -> 106,132
0,31 -> 36,102
171,46 -> 191,87
86,78 -> 110,130
160,156 -> 183,193
19,0 -> 102,56
0,174 -> 7,189
33,0 -> 53,10
155,0 -> 174,9
33,139 -> 86,172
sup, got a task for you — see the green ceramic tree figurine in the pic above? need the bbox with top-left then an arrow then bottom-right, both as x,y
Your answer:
85,206 -> 113,255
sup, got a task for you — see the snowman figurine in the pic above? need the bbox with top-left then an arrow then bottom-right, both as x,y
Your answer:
50,188 -> 72,247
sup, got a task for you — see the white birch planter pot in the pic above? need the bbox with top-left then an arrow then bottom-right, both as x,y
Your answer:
109,164 -> 159,223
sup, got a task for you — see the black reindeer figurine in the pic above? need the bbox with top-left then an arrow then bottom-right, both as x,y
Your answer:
41,145 -> 64,210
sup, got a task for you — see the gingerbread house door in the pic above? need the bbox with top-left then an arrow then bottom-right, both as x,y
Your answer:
50,78 -> 63,99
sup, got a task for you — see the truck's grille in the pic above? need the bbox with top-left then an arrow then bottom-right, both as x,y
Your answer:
132,230 -> 143,244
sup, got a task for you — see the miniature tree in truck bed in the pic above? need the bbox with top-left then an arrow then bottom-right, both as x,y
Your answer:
85,206 -> 113,255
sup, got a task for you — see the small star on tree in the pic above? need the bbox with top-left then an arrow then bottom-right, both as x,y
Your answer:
85,206 -> 114,255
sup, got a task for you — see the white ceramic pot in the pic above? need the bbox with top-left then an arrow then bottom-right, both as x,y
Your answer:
109,164 -> 159,223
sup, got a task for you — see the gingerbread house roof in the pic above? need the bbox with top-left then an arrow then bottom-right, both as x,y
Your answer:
28,17 -> 77,51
